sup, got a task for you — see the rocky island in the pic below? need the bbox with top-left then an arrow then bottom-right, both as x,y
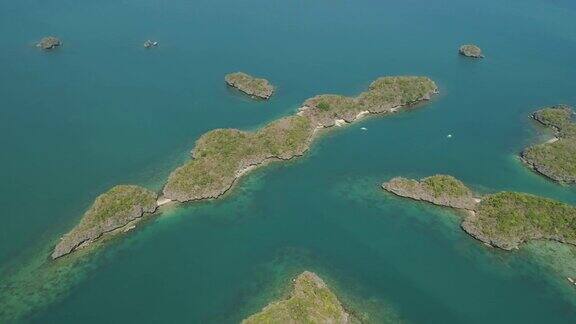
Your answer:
242,271 -> 354,324
383,175 -> 477,210
51,185 -> 158,259
53,76 -> 438,258
36,36 -> 61,50
521,105 -> 576,183
458,44 -> 483,58
225,72 -> 275,99
383,175 -> 576,250
164,76 -> 438,202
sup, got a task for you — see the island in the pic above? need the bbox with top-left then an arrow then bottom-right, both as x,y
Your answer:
458,44 -> 483,58
242,271 -> 354,324
36,36 -> 61,50
225,72 -> 275,100
164,76 -> 438,202
383,175 -> 477,210
53,76 -> 438,258
51,185 -> 158,259
382,175 -> 576,250
521,105 -> 576,183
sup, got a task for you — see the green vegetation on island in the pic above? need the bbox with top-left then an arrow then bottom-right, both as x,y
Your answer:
382,175 -> 477,210
242,271 -> 355,324
521,105 -> 576,183
463,192 -> 576,250
383,175 -> 576,251
301,76 -> 438,127
51,185 -> 157,259
225,72 -> 275,99
458,44 -> 483,58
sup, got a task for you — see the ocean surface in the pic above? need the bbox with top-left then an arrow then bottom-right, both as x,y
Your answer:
2,0 -> 576,322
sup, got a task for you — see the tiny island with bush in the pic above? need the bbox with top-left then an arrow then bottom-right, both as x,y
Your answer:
242,271 -> 354,324
458,44 -> 483,58
225,72 -> 275,99
521,105 -> 576,184
382,175 -> 576,250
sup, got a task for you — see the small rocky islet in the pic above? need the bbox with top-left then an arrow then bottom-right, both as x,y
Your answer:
242,271 -> 355,324
225,72 -> 275,100
458,44 -> 483,58
52,76 -> 438,259
383,175 -> 576,251
521,105 -> 576,184
36,36 -> 61,50
143,40 -> 158,48
383,175 -> 477,210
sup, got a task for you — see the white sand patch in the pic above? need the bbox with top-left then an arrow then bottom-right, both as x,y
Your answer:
236,164 -> 258,178
546,137 -> 559,144
334,119 -> 346,127
157,197 -> 172,206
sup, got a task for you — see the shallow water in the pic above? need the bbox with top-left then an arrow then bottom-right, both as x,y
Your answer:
2,0 -> 576,322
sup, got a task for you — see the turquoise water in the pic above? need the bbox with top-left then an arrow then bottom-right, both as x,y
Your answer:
2,0 -> 576,322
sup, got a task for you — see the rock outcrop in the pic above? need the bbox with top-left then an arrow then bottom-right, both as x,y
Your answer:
225,72 -> 274,99
36,36 -> 61,50
459,44 -> 483,58
52,185 -> 158,259
242,271 -> 353,324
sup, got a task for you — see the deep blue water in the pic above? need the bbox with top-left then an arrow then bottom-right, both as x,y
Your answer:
2,0 -> 576,322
